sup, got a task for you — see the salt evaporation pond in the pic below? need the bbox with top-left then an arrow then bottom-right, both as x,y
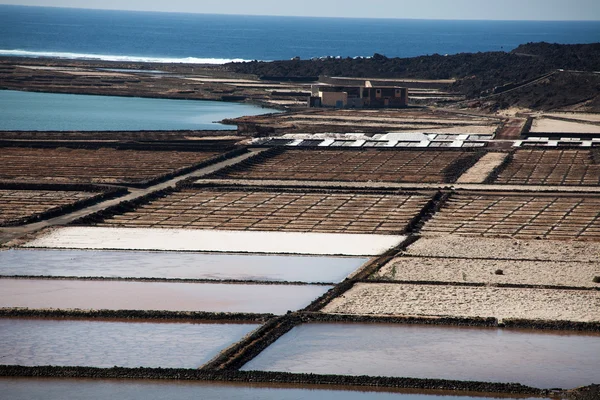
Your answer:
0,249 -> 367,283
0,319 -> 257,368
242,323 -> 600,389
23,226 -> 404,256
0,279 -> 331,314
0,378 -> 549,400
0,90 -> 276,130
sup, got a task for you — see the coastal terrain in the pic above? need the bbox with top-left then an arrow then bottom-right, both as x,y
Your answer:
1,42 -> 600,399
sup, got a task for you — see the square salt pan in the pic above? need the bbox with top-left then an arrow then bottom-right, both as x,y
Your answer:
24,227 -> 405,256
322,283 -> 600,323
0,279 -> 330,315
0,319 -> 258,369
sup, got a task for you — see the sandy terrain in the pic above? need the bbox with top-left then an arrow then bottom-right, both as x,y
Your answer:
531,118 -> 600,134
498,107 -> 531,117
59,71 -> 134,77
404,235 -> 600,262
266,100 -> 308,106
330,76 -> 457,83
184,77 -> 260,83
322,283 -> 600,322
410,96 -> 465,100
273,120 -> 443,129
546,113 -> 600,123
277,133 -> 378,140
17,65 -> 134,77
456,153 -> 508,183
401,125 -> 497,134
374,256 -> 600,287
23,227 -> 406,256
232,84 -> 302,88
287,115 -> 485,124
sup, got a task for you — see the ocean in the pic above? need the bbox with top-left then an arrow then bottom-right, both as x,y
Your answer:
0,5 -> 599,63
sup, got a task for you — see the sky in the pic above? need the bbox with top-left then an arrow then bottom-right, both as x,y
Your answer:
1,0 -> 599,20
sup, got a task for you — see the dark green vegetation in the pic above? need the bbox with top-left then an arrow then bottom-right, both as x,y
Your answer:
227,43 -> 600,111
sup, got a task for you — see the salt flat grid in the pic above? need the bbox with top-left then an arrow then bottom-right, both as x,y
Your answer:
421,194 -> 600,240
98,188 -> 432,235
3,137 -> 600,392
495,149 -> 600,185
210,149 -> 480,183
0,147 -> 222,185
0,189 -> 100,226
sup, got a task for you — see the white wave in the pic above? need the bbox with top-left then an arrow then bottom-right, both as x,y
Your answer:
0,49 -> 252,64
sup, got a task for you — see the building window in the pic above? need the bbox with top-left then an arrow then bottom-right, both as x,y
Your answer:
376,89 -> 382,98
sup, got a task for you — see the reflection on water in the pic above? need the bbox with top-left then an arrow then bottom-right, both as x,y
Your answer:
0,90 -> 277,131
0,378 -> 547,400
242,323 -> 600,389
0,249 -> 367,283
0,279 -> 332,314
0,319 -> 257,368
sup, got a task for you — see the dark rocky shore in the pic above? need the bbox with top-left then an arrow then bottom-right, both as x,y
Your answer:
227,42 -> 600,111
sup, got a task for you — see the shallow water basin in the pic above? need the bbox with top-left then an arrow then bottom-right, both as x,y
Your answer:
0,319 -> 257,368
0,378 -> 549,399
0,249 -> 367,283
242,323 -> 600,389
0,279 -> 331,314
0,90 -> 277,131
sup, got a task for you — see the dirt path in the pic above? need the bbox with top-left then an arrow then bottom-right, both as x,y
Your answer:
197,178 -> 600,193
456,152 -> 509,183
496,118 -> 526,139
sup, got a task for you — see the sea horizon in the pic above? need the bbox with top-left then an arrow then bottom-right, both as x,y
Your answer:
4,4 -> 600,22
1,5 -> 599,64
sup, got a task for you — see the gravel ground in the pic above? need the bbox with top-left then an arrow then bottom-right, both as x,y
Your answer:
404,235 -> 600,262
322,283 -> 600,322
374,256 -> 600,287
